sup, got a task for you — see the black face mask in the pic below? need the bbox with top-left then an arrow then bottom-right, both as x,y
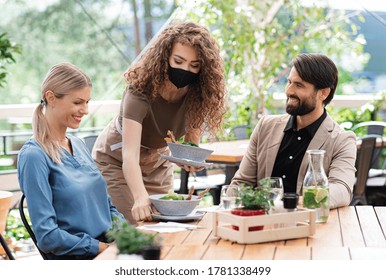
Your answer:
167,65 -> 199,89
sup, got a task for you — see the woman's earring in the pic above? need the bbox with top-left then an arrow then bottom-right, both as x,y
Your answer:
40,99 -> 47,106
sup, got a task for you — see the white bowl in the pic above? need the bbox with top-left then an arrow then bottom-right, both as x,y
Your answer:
149,194 -> 201,216
167,142 -> 213,162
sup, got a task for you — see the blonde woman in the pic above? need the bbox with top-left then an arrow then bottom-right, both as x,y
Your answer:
93,21 -> 226,224
17,63 -> 124,260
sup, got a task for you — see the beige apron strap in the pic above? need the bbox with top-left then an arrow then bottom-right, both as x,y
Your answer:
110,142 -> 123,151
115,117 -> 123,134
109,117 -> 123,151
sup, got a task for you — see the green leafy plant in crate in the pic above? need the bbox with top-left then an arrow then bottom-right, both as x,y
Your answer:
107,218 -> 159,255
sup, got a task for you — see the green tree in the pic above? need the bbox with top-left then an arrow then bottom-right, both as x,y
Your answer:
0,0 -> 126,105
0,0 -> 175,105
176,0 -> 369,130
0,32 -> 21,88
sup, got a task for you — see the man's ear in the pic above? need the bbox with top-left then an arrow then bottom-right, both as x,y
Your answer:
320,87 -> 331,102
45,90 -> 55,106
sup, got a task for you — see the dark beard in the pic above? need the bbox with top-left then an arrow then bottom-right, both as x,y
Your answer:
286,94 -> 317,116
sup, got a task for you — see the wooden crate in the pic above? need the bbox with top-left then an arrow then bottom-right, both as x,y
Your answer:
212,208 -> 316,244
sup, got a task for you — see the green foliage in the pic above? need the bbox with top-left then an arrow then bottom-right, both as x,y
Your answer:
236,179 -> 274,213
0,0 -> 174,106
327,91 -> 386,129
177,0 -> 369,129
0,33 -> 21,88
0,0 -> 126,105
107,218 -> 157,255
5,209 -> 31,241
327,91 -> 386,165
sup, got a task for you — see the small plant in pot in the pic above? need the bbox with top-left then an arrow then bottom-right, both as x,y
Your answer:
231,181 -> 273,231
107,219 -> 161,260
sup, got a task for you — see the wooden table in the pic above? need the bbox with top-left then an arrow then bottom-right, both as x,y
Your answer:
201,140 -> 249,163
96,206 -> 386,260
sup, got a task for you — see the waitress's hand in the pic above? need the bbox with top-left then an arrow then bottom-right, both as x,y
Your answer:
178,165 -> 205,172
131,196 -> 153,221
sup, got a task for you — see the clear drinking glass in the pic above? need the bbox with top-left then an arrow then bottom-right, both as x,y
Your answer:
220,185 -> 240,210
264,177 -> 284,203
261,177 -> 284,213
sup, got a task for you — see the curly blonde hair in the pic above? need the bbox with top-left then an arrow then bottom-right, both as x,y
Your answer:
124,21 -> 226,135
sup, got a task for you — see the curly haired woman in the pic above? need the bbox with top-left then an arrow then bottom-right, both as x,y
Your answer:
92,21 -> 226,224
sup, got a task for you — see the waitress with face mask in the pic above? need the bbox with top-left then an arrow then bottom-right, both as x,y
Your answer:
92,21 -> 226,224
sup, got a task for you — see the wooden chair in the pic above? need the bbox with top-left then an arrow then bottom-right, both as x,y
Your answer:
350,135 -> 380,206
351,121 -> 385,169
351,121 -> 386,204
19,194 -> 48,260
351,121 -> 386,136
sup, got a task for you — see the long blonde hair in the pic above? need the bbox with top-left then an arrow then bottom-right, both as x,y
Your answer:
32,62 -> 92,164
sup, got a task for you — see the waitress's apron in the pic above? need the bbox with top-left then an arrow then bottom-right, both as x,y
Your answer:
92,117 -> 173,224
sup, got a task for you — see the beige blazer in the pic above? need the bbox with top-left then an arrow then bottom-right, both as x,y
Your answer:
231,114 -> 357,208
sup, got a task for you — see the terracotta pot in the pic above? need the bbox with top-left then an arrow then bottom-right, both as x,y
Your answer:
0,191 -> 13,234
231,208 -> 266,231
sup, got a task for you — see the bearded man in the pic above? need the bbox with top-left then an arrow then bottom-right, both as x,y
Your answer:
230,53 -> 356,208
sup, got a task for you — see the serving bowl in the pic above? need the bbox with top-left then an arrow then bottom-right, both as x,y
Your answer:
167,142 -> 213,162
149,194 -> 201,216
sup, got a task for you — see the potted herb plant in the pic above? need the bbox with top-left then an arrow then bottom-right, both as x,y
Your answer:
107,219 -> 161,260
231,180 -> 273,231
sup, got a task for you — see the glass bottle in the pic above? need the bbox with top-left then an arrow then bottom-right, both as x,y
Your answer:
302,150 -> 329,223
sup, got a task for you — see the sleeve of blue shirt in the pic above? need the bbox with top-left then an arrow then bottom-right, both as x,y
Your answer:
108,195 -> 125,223
18,144 -> 99,257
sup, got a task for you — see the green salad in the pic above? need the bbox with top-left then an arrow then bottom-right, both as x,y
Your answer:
160,190 -> 186,200
182,141 -> 199,147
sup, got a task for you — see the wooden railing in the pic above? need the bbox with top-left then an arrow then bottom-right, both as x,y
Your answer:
271,93 -> 386,109
1,95 -> 385,121
0,100 -> 121,120
0,95 -> 384,164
